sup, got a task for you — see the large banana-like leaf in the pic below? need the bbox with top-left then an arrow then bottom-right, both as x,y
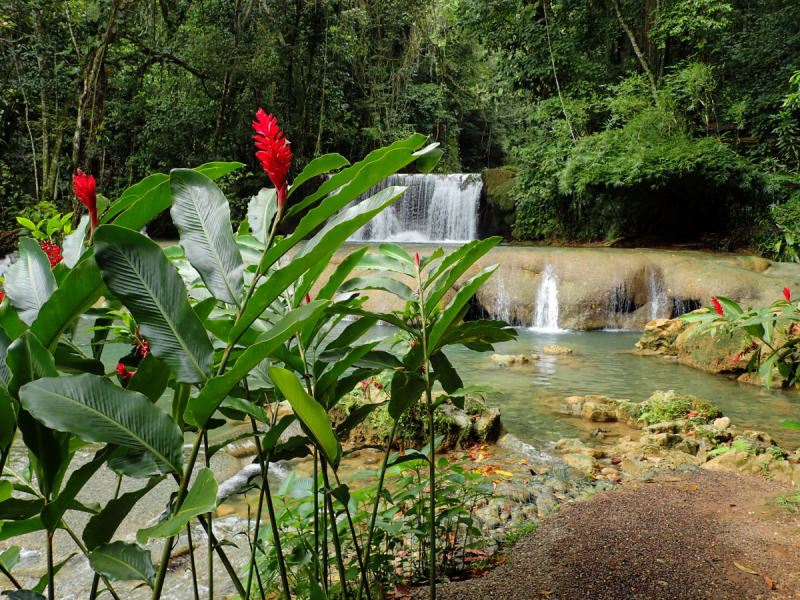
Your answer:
125,354 -> 171,403
89,541 -> 156,587
6,332 -> 70,499
61,215 -> 90,268
269,366 -> 338,466
30,255 -> 105,351
19,374 -> 185,474
94,225 -> 214,384
186,300 -> 329,427
338,276 -> 417,302
109,162 -> 244,231
231,186 -> 406,343
136,468 -> 217,544
0,296 -> 24,341
247,188 -> 278,244
428,264 -> 499,352
170,169 -> 244,307
0,326 -> 11,389
4,238 -> 57,326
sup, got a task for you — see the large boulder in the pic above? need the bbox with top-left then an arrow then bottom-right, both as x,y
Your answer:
562,452 -> 596,475
675,324 -> 748,374
635,318 -> 688,355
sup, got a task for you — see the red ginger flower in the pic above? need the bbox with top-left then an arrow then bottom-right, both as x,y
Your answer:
40,241 -> 63,267
116,363 -> 135,382
414,252 -> 420,269
712,296 -> 724,317
305,294 -> 311,305
252,109 -> 291,207
784,287 -> 791,303
73,169 -> 99,229
732,353 -> 741,364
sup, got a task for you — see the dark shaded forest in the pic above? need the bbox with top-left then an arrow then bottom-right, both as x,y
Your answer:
1,0 -> 799,252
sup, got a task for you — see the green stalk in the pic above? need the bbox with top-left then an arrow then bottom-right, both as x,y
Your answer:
195,514 -> 246,597
172,383 -> 191,430
186,523 -> 200,600
427,396 -> 436,599
46,532 -> 55,600
313,448 -> 320,579
323,466 -> 348,600
152,431 -> 204,600
245,416 -> 268,599
204,431 -> 213,600
263,455 -> 292,599
0,563 -> 21,589
89,475 -> 123,600
356,419 -> 399,600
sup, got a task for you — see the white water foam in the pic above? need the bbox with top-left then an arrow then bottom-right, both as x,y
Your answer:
346,174 -> 481,243
531,264 -> 562,332
648,270 -> 670,321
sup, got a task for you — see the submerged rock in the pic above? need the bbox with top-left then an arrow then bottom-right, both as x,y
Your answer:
543,345 -> 573,355
635,318 -> 688,355
491,353 -> 538,366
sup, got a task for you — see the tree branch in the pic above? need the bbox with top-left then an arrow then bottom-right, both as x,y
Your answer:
608,0 -> 659,102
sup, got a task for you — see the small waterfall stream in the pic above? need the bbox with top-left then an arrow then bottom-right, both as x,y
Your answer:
532,265 -> 561,332
346,174 -> 481,243
648,270 -> 670,321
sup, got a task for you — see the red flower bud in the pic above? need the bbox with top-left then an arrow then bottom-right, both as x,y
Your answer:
116,363 -> 135,382
0,292 -> 4,303
732,353 -> 741,364
711,296 -> 724,317
253,109 -> 292,208
784,287 -> 791,303
305,293 -> 311,305
73,169 -> 99,229
414,252 -> 420,269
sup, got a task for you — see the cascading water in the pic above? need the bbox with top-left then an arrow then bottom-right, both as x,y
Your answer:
346,174 -> 481,243
647,270 -> 670,321
532,265 -> 561,332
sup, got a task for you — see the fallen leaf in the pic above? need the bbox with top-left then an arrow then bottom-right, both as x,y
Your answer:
734,561 -> 759,575
494,470 -> 514,477
393,583 -> 413,598
689,486 -> 697,491
730,503 -> 737,507
540,592 -> 553,596
764,575 -> 776,590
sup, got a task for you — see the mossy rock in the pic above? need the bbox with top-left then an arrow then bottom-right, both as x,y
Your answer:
676,323 -> 748,374
638,390 -> 722,426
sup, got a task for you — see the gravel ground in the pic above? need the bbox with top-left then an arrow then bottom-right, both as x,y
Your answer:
423,470 -> 800,600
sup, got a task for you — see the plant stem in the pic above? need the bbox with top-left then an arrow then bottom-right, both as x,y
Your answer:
186,523 -> 200,600
356,419 -> 399,600
0,563 -> 21,589
245,416 -> 268,599
313,447 -> 320,579
196,514 -> 246,597
89,475 -> 122,600
262,456 -> 292,599
323,466 -> 348,600
152,431 -> 204,600
427,398 -> 436,600
46,531 -> 55,600
204,431 -> 213,600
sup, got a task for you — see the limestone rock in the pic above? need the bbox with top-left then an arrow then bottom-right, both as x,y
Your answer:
543,345 -> 573,355
491,353 -> 537,367
474,407 -> 502,442
640,432 -> 685,449
713,417 -> 731,429
581,401 -> 617,422
675,324 -> 749,374
635,318 -> 688,355
554,438 -> 585,450
737,371 -> 784,389
562,452 -> 596,474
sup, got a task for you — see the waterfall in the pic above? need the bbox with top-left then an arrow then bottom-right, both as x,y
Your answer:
647,270 -> 670,321
346,174 -> 481,243
532,265 -> 561,332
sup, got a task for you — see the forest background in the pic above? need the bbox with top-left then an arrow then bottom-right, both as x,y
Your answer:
1,0 -> 799,255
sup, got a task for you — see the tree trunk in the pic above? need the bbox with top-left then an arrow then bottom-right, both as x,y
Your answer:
608,0 -> 659,101
32,8 -> 50,194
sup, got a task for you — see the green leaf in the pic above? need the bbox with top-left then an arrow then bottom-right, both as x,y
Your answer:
103,174 -> 169,225
94,225 -> 214,384
90,541 -> 156,587
0,498 -> 44,520
5,238 -> 57,326
53,343 -> 104,375
424,238 -> 500,312
0,517 -> 44,542
30,256 -> 105,352
0,545 -> 20,571
170,169 -> 245,307
16,217 -> 38,231
336,402 -> 383,438
262,414 -> 297,452
247,188 -> 278,245
186,300 -> 329,427
0,296 -> 24,341
429,351 -> 463,394
31,552 -> 75,594
338,276 -> 417,302
0,481 -> 11,504
19,374 -> 185,474
107,452 -> 160,479
715,296 -> 743,317
62,216 -> 90,269
357,252 -> 416,277
108,175 -> 171,230
379,242 -> 414,264
41,445 -> 116,532
428,264 -> 499,352
2,591 -> 46,600
193,161 -> 245,180
268,366 -> 338,465
388,371 -> 426,420
780,419 -> 800,430
220,396 -> 270,423
414,144 -> 443,174
0,388 -> 16,449
233,186 -> 405,342
288,153 -> 350,198
316,342 -> 380,401
126,354 -> 171,403
136,468 -> 217,544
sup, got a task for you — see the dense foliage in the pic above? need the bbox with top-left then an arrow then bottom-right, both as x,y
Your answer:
1,0 -> 799,248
